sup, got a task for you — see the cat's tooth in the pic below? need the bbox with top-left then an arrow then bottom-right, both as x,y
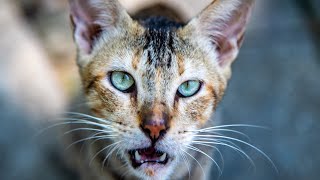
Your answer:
159,153 -> 166,162
135,150 -> 141,161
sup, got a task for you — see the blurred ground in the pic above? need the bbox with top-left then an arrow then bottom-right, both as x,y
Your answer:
0,0 -> 319,180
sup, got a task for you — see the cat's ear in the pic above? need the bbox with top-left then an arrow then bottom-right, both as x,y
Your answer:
185,0 -> 254,78
69,0 -> 131,54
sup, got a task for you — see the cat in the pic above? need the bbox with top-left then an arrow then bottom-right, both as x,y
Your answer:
66,0 -> 254,179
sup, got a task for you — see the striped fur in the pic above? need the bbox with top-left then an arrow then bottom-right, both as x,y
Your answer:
68,0 -> 254,179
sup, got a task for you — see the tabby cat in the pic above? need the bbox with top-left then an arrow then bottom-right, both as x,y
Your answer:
67,0 -> 254,179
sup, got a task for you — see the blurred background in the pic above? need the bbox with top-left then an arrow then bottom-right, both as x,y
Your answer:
0,0 -> 319,179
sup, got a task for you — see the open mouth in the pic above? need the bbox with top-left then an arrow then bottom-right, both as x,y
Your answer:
129,147 -> 169,168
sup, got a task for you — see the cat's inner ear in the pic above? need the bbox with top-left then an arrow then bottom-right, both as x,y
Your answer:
69,0 -> 130,54
186,0 -> 254,72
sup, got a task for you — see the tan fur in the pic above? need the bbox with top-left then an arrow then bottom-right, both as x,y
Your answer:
67,0 -> 254,179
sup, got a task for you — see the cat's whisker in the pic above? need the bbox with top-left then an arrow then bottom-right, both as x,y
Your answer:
185,144 -> 222,175
35,119 -> 113,137
80,132 -> 109,153
89,141 -> 122,167
191,128 -> 251,141
196,124 -> 269,131
64,112 -> 118,124
192,140 -> 256,170
115,145 -> 123,158
193,132 -> 255,161
193,135 -> 278,173
193,136 -> 255,167
85,132 -> 119,153
102,143 -> 122,172
63,127 -> 114,136
179,149 -> 191,180
180,148 -> 206,179
202,142 -> 225,171
193,137 -> 244,153
164,138 -> 191,180
59,116 -> 113,126
66,134 -> 116,150
120,165 -> 132,180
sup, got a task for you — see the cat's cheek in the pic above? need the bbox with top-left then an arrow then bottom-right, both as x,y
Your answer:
84,85 -> 121,117
186,96 -> 215,125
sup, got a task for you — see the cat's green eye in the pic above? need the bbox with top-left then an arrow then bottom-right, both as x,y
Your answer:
110,71 -> 135,92
177,80 -> 201,98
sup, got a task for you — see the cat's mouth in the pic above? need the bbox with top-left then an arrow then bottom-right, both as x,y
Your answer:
128,146 -> 169,168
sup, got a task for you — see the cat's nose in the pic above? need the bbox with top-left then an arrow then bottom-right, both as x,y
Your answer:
141,121 -> 168,143
140,104 -> 170,143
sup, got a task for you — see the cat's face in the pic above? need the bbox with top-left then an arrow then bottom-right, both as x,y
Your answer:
70,0 -> 253,179
80,24 -> 226,178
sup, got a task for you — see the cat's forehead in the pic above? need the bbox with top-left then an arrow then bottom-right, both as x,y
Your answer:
90,25 -> 213,84
142,28 -> 176,69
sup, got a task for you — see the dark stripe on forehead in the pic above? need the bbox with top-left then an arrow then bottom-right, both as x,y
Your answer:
139,16 -> 183,69
143,28 -> 176,68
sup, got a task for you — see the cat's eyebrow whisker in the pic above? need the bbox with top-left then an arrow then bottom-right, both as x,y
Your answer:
89,141 -> 123,167
192,140 -> 256,170
185,144 -> 222,175
193,135 -> 278,173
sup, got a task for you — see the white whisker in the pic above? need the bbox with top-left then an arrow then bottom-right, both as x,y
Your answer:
66,134 -> 116,150
186,145 -> 222,175
179,151 -> 191,180
63,127 -> 114,136
194,128 -> 251,141
102,143 -> 122,171
80,132 -> 108,152
193,137 -> 244,154
192,140 -> 256,170
197,124 -> 269,131
89,141 -> 122,166
195,135 -> 278,173
58,117 -> 113,128
35,119 -> 113,137
180,148 -> 206,179
64,112 -> 116,124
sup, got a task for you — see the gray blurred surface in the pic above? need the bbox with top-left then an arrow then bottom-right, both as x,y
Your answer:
211,0 -> 320,180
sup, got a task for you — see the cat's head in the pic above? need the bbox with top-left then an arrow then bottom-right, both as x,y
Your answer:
70,0 -> 254,179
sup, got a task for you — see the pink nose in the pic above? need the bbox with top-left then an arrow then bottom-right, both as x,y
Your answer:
142,123 -> 167,142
